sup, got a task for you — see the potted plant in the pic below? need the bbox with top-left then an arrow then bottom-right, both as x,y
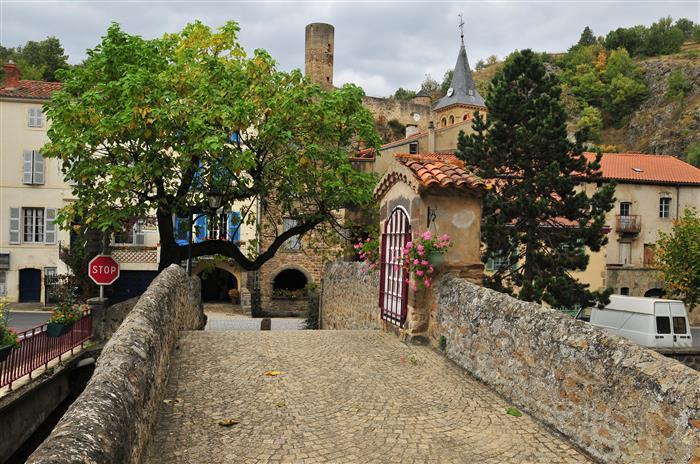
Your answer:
401,231 -> 452,290
46,301 -> 84,338
0,301 -> 19,362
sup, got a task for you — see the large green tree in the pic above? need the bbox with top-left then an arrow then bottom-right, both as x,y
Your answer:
43,21 -> 380,271
0,37 -> 69,81
457,49 -> 615,308
656,209 -> 700,310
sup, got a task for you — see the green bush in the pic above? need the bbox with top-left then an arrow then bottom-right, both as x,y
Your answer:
667,70 -> 692,101
686,142 -> 700,167
304,288 -> 319,329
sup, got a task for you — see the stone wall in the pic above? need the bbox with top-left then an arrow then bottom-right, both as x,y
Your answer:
432,274 -> 700,464
27,265 -> 205,464
362,95 -> 432,132
89,296 -> 139,342
655,348 -> 700,371
320,261 -> 380,330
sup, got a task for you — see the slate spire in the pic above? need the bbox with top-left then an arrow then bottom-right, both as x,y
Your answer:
434,31 -> 486,111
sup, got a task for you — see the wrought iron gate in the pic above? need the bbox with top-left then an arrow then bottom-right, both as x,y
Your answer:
379,206 -> 411,326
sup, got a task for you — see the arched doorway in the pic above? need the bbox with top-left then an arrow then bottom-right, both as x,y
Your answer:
19,268 -> 42,302
644,288 -> 665,298
272,268 -> 308,298
200,268 -> 238,302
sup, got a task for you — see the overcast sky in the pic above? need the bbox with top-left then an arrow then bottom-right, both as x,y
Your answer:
1,1 -> 698,96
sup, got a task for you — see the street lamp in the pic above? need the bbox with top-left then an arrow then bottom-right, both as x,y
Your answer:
187,189 -> 225,276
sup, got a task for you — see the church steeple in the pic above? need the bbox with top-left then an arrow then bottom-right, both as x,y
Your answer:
433,17 -> 485,112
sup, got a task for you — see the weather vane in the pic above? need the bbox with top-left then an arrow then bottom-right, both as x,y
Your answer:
458,13 -> 465,42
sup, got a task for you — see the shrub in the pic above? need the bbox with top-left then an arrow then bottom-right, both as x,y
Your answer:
667,70 -> 692,101
0,300 -> 19,349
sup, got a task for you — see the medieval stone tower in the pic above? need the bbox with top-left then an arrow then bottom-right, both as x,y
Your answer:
305,23 -> 334,90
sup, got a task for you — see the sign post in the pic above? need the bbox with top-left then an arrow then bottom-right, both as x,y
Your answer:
88,255 -> 120,299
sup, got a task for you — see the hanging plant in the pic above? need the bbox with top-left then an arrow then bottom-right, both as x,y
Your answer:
354,236 -> 380,273
401,231 -> 451,290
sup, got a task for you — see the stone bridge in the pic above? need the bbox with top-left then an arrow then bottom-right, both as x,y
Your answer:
25,264 -> 700,464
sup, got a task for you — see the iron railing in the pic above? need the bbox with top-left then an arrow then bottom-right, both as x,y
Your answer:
615,215 -> 641,233
0,310 -> 91,390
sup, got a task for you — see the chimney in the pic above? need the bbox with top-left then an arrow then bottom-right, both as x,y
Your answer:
3,60 -> 20,89
405,124 -> 419,138
428,121 -> 436,152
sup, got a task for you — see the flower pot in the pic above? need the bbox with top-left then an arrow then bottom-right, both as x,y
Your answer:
428,254 -> 445,267
0,344 -> 14,363
46,322 -> 74,338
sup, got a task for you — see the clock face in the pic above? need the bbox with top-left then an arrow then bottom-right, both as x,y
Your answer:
412,112 -> 421,122
447,87 -> 454,97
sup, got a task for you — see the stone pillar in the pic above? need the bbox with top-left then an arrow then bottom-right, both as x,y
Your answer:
87,297 -> 109,341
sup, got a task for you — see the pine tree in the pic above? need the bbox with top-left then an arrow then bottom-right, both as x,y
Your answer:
578,26 -> 598,46
457,49 -> 615,309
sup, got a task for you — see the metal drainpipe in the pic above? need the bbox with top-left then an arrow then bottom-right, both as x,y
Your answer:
675,184 -> 680,220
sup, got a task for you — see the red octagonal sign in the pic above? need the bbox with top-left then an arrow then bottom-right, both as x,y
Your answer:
88,255 -> 120,286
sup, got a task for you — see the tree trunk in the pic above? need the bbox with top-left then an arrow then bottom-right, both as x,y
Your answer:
157,208 -> 180,271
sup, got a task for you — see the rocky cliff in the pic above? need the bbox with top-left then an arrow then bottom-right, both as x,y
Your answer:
622,55 -> 700,157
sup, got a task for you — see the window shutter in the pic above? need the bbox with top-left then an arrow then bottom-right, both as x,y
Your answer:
33,151 -> 45,184
134,221 -> 145,245
228,212 -> 241,242
45,208 -> 57,244
195,215 -> 207,243
9,208 -> 21,244
174,217 -> 190,246
23,150 -> 33,184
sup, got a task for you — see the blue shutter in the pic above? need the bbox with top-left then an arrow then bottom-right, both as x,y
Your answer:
174,217 -> 190,246
228,212 -> 241,242
195,215 -> 207,243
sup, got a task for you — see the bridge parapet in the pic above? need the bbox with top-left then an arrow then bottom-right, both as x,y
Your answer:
321,262 -> 700,463
27,265 -> 205,464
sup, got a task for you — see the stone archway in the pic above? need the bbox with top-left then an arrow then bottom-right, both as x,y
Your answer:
266,265 -> 313,312
192,260 -> 244,303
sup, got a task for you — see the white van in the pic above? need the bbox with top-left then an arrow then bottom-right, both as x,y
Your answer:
589,295 -> 692,348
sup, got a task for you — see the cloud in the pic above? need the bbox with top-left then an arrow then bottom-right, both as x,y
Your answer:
1,1 -> 698,97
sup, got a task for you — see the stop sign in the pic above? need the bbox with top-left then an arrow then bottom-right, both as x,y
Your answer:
88,255 -> 120,285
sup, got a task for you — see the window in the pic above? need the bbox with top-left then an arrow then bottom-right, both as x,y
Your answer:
448,115 -> 455,125
0,271 -> 5,296
28,108 -> 44,128
619,202 -> 631,217
643,244 -> 655,267
0,253 -> 8,270
409,142 -> 418,154
23,208 -> 45,243
620,287 -> 629,295
672,317 -> 687,334
655,316 -> 671,334
659,196 -> 671,218
23,150 -> 45,185
114,220 -> 145,245
618,241 -> 631,266
173,216 -> 191,246
44,267 -> 57,277
441,117 -> 447,127
485,249 -> 517,272
282,218 -> 301,250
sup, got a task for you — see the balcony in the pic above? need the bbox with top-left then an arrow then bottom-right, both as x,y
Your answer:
615,215 -> 641,234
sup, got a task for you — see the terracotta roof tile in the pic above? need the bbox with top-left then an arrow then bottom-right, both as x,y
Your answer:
396,154 -> 485,191
0,80 -> 63,100
350,147 -> 376,161
585,152 -> 700,185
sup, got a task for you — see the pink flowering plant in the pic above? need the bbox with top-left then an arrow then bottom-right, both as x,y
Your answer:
0,300 -> 19,349
401,231 -> 451,290
354,236 -> 380,273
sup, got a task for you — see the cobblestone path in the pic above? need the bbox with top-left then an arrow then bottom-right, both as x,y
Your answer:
144,331 -> 591,464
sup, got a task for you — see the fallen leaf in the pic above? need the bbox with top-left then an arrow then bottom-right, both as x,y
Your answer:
163,398 -> 181,404
265,370 -> 285,377
506,407 -> 523,417
275,401 -> 286,408
218,418 -> 240,427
